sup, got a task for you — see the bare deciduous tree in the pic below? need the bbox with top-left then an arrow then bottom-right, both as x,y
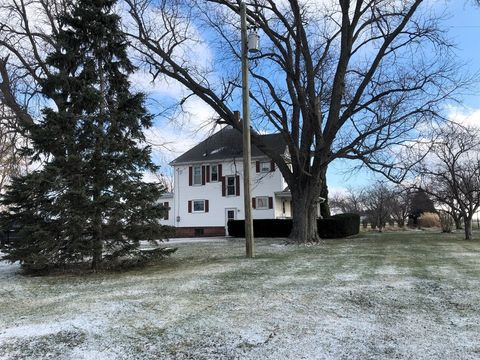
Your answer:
124,0 -> 463,242
330,187 -> 363,215
0,0 -> 58,197
361,182 -> 395,232
389,187 -> 411,228
0,103 -> 28,196
0,0 -> 64,128
417,124 -> 480,240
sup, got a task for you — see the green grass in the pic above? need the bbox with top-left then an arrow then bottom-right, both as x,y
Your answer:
1,230 -> 479,359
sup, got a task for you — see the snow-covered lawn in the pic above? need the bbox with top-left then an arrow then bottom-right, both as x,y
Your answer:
1,231 -> 480,359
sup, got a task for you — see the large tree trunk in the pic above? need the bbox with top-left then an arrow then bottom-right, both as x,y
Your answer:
319,170 -> 330,218
464,216 -> 473,240
378,216 -> 384,233
289,183 -> 321,243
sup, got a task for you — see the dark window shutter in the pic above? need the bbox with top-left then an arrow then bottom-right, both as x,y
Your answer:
221,177 -> 226,196
256,161 -> 260,173
235,175 -> 240,196
268,197 -> 273,209
206,166 -> 210,182
252,197 -> 256,209
201,166 -> 206,185
188,200 -> 192,213
218,164 -> 223,178
205,200 -> 209,213
164,202 -> 169,220
189,166 -> 193,186
270,160 -> 275,172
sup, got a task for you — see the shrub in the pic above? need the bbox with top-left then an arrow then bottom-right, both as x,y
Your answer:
418,212 -> 440,228
228,219 -> 292,237
317,213 -> 360,238
227,213 -> 360,239
227,220 -> 245,237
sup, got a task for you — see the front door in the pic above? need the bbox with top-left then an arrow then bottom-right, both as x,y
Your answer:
225,208 -> 237,235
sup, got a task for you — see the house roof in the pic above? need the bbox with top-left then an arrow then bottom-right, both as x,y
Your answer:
171,126 -> 287,165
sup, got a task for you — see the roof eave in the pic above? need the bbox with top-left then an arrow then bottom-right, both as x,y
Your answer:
170,153 -> 284,166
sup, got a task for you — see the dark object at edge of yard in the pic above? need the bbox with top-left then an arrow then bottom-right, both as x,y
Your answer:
227,213 -> 360,239
0,223 -> 22,247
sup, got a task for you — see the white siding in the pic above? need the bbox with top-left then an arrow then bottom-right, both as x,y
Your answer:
164,156 -> 288,229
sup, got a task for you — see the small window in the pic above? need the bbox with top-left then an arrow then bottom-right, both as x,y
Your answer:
211,165 -> 218,182
193,200 -> 205,212
226,176 -> 236,196
193,165 -> 202,185
194,228 -> 204,236
260,161 -> 271,173
256,196 -> 269,210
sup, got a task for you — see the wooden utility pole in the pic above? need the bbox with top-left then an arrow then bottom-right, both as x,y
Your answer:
240,1 -> 254,258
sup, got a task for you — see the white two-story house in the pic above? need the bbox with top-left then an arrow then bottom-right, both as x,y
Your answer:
159,126 -> 293,236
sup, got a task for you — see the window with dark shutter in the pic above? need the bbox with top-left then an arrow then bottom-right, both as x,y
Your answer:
235,175 -> 240,196
193,165 -> 202,185
226,176 -> 236,196
193,200 -> 205,212
189,200 -> 207,213
210,165 -> 218,182
202,166 -> 206,185
252,197 -> 256,209
259,161 -> 271,173
164,202 -> 169,220
256,161 -> 260,173
206,166 -> 210,182
256,197 -> 269,209
218,164 -> 223,178
221,176 -> 226,196
270,160 -> 275,172
269,197 -> 274,209
189,166 -> 193,186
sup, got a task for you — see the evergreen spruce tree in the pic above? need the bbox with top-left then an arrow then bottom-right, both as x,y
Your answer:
0,0 -> 169,270
408,190 -> 436,226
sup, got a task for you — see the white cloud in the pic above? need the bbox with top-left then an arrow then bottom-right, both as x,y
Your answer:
328,186 -> 349,197
144,94 -> 221,174
129,70 -> 186,98
446,106 -> 480,128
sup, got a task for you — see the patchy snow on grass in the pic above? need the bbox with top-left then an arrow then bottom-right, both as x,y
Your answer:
1,233 -> 480,359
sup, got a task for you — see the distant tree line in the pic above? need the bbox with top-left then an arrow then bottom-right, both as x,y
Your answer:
330,121 -> 480,241
330,186 -> 437,232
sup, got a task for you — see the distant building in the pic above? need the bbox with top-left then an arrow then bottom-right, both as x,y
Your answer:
159,126 -> 294,236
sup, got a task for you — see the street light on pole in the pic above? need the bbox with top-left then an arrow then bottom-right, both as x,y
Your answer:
240,2 -> 258,258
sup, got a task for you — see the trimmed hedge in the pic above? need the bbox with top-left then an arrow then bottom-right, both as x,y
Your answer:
317,213 -> 360,238
227,213 -> 360,239
228,219 -> 292,238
